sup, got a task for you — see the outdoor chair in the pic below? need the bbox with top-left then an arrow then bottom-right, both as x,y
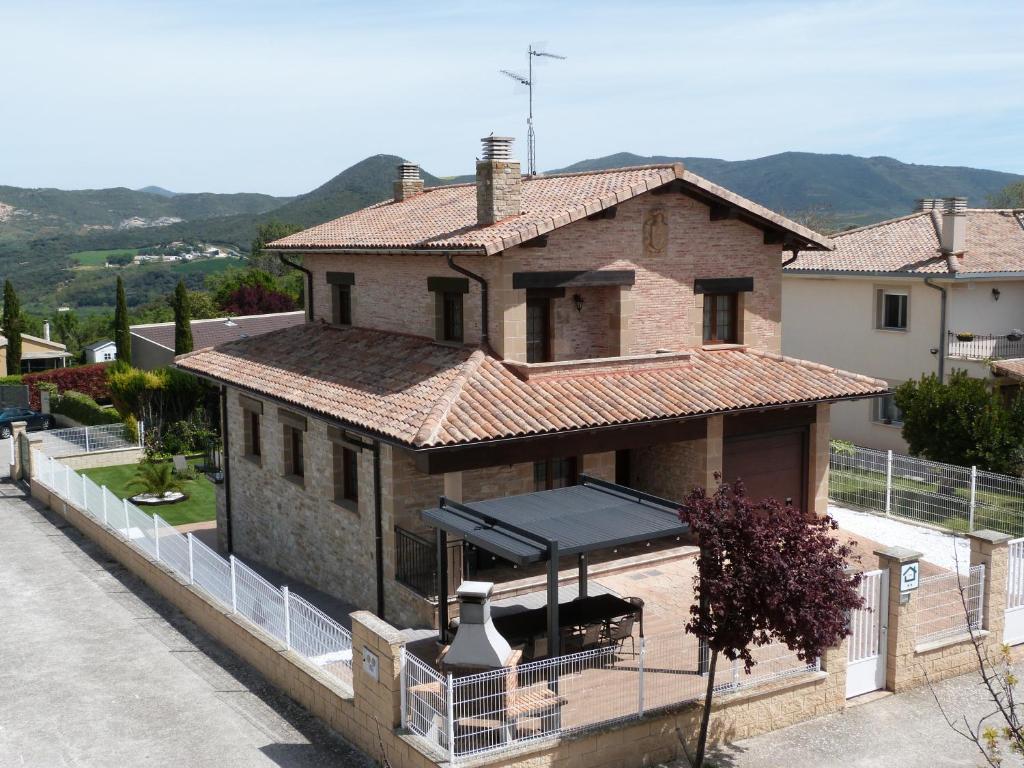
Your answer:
172,454 -> 188,475
604,615 -> 636,655
563,622 -> 602,653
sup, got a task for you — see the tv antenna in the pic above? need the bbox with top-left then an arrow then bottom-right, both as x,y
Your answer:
500,44 -> 566,176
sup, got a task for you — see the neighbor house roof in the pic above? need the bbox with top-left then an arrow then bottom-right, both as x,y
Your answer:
992,358 -> 1024,381
268,165 -> 832,255
0,333 -> 71,357
83,339 -> 115,352
130,311 -> 306,351
786,209 -> 1024,276
176,322 -> 887,449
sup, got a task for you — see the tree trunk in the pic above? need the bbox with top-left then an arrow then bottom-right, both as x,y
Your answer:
693,648 -> 718,768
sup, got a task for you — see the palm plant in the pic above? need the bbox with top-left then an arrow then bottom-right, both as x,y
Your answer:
127,461 -> 183,497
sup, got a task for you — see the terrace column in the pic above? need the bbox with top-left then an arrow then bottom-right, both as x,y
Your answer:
704,415 -> 723,491
808,402 -> 831,517
968,530 -> 1010,637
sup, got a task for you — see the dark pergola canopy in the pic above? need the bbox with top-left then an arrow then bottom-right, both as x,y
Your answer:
422,475 -> 689,656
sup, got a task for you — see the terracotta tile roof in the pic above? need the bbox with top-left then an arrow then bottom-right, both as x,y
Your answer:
131,311 -> 306,351
175,323 -> 887,448
992,358 -> 1024,380
268,165 -> 831,256
786,209 -> 1024,275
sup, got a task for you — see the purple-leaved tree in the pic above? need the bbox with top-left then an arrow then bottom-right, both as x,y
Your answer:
678,477 -> 862,767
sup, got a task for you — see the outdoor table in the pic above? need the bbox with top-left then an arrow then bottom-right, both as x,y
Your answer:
492,593 -> 641,647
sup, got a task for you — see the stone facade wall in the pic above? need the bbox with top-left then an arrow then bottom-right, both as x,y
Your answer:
304,251 -> 486,344
225,388 -> 379,613
633,416 -> 723,499
303,188 -> 783,364
485,192 -> 783,361
54,446 -> 144,470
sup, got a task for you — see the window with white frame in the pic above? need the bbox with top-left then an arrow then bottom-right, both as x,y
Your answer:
875,288 -> 908,330
873,393 -> 904,425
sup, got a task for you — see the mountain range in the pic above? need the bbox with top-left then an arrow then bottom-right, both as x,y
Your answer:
1,151 -> 1020,310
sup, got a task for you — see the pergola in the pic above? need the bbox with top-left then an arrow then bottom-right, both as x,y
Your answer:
422,475 -> 690,656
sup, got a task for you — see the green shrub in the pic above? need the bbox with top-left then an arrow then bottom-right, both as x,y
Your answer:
52,391 -> 123,426
161,411 -> 216,456
123,414 -> 139,444
0,374 -> 23,385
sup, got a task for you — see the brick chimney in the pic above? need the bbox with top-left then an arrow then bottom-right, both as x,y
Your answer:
393,163 -> 424,203
939,196 -> 967,255
476,136 -> 521,225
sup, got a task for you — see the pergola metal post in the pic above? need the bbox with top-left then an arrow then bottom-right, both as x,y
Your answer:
437,527 -> 449,644
547,540 -> 560,657
578,554 -> 588,598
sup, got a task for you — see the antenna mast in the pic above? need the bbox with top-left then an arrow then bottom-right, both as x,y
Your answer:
500,44 -> 565,175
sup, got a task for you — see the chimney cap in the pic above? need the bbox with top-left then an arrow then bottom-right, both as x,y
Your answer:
397,162 -> 421,180
480,136 -> 515,161
916,198 -> 939,211
456,581 -> 495,600
943,196 -> 968,214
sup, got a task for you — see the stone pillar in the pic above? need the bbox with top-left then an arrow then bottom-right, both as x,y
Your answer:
704,415 -> 723,490
875,546 -> 922,692
614,285 -> 635,356
581,452 -> 616,483
351,610 -> 405,732
8,420 -> 27,479
968,529 -> 1011,638
808,402 -> 831,517
492,256 -> 526,362
443,471 -> 463,503
819,634 -> 849,710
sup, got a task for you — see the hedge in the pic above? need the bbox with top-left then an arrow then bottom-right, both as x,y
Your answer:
52,391 -> 123,426
23,363 -> 111,410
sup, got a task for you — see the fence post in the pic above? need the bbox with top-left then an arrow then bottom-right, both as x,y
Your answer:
138,421 -> 145,449
969,466 -> 978,532
123,498 -> 130,539
101,486 -> 108,526
885,449 -> 893,517
230,555 -> 238,613
282,585 -> 292,650
84,426 -> 90,453
732,658 -> 739,690
48,456 -> 55,488
637,636 -> 646,716
187,532 -> 195,584
154,514 -> 161,560
82,474 -> 88,507
446,673 -> 456,763
399,646 -> 408,729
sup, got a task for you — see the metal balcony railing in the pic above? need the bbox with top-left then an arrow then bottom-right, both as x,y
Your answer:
947,331 -> 1024,361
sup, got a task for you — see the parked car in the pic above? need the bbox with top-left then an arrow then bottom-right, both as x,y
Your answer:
0,407 -> 55,438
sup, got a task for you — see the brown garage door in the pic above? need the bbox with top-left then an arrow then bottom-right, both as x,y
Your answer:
723,429 -> 807,511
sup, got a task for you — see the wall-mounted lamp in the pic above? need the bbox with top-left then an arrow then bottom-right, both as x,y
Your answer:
572,293 -> 585,313
992,288 -> 1001,301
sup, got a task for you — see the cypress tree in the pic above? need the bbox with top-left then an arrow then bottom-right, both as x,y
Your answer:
173,279 -> 193,355
114,276 -> 131,365
2,280 -> 22,375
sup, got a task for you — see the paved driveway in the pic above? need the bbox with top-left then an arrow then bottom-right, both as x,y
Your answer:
703,673 -> 1022,768
0,482 -> 373,768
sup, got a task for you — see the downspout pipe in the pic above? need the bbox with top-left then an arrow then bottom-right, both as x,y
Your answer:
924,278 -> 947,381
277,252 -> 314,322
781,247 -> 800,268
446,254 -> 492,354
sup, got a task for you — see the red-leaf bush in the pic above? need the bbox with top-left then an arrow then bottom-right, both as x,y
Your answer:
220,285 -> 295,316
23,363 -> 112,410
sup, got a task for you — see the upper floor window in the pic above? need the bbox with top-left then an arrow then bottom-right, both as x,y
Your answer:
526,293 -> 553,363
240,395 -> 263,463
876,289 -> 908,331
534,456 -> 577,491
327,272 -> 355,326
703,293 -> 738,344
279,409 -> 307,484
428,276 -> 469,344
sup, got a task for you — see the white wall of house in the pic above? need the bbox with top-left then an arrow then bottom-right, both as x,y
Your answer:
84,343 -> 117,364
946,279 -> 1024,337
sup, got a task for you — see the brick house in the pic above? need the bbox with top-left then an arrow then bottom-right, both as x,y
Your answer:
177,136 -> 886,629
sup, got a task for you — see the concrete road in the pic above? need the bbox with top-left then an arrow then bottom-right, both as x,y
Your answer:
0,482 -> 374,768
703,672 -> 1022,768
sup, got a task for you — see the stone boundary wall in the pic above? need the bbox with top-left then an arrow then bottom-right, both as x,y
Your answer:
58,446 -> 144,470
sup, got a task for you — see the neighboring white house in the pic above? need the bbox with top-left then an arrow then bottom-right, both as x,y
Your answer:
83,339 -> 117,364
783,197 -> 1024,453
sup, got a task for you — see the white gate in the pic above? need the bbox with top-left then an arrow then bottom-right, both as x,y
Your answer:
847,569 -> 888,698
1005,538 -> 1024,645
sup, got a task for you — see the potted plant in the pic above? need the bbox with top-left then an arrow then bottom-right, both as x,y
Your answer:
127,461 -> 188,505
955,331 -> 975,342
1007,329 -> 1023,342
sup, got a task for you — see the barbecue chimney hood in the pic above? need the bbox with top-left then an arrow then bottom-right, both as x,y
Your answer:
443,581 -> 512,669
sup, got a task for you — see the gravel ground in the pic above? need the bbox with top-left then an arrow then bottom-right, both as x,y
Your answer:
829,503 -> 970,572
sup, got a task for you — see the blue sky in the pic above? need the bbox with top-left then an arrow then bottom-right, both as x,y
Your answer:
3,0 -> 1023,195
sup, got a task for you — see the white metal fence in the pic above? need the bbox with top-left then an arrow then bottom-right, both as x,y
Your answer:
31,449 -> 353,684
34,422 -> 143,457
915,564 -> 985,645
402,634 -> 818,762
830,444 -> 1024,537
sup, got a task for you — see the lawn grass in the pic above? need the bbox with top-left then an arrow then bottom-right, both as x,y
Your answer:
69,248 -> 138,267
81,457 -> 216,526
